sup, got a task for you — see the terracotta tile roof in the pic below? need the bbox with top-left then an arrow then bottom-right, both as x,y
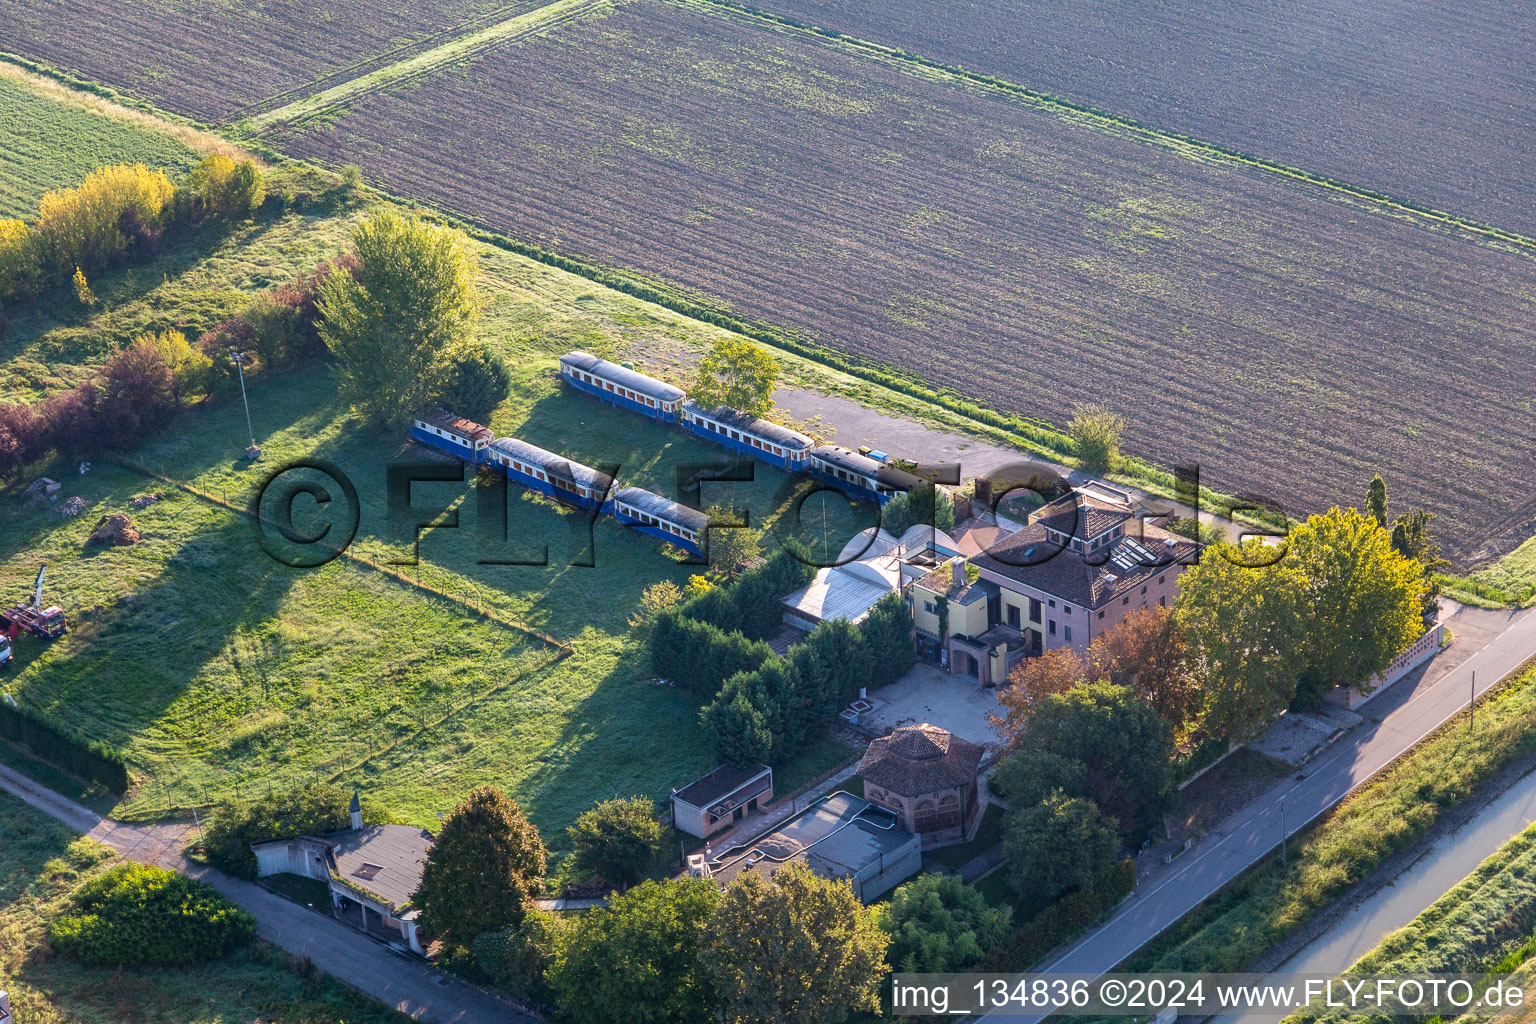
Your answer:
1032,492 -> 1134,540
972,520 -> 1199,609
858,724 -> 984,795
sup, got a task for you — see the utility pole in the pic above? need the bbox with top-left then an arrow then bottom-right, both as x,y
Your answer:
1471,669 -> 1476,729
233,349 -> 259,458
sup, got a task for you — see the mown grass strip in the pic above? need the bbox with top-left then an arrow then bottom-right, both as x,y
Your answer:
247,0 -> 611,131
1284,822 -> 1536,1023
676,0 -> 1536,259
1123,658 -> 1536,975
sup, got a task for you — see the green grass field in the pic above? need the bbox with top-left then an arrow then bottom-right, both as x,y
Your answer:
0,70 -> 861,847
0,65 -> 210,220
0,789 -> 412,1024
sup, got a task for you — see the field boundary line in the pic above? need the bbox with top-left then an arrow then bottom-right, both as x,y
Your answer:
221,0 -> 548,124
100,453 -> 577,655
673,0 -> 1536,259
247,0 -> 611,133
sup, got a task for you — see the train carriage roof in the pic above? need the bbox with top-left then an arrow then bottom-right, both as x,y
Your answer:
559,351 -> 686,403
681,401 -> 814,451
416,408 -> 493,442
810,445 -> 922,489
614,486 -> 711,532
489,437 -> 614,491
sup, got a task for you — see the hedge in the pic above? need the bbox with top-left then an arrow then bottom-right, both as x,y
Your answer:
0,700 -> 129,793
50,862 -> 256,966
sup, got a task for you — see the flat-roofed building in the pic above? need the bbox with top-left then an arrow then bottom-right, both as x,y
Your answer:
704,791 -> 920,903
671,763 -> 774,838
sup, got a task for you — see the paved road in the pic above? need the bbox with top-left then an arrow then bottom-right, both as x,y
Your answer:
0,762 -> 534,1024
983,604 -> 1536,1023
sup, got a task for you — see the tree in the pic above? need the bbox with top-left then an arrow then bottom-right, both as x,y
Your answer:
36,163 -> 176,275
1391,508 -> 1448,626
1087,605 -> 1197,732
318,209 -> 479,425
548,878 -> 721,1024
1289,507 -> 1426,704
629,579 -> 684,628
880,873 -> 1012,972
568,797 -> 665,889
72,265 -> 96,306
187,154 -> 265,219
993,646 -> 1091,741
988,748 -> 1087,807
96,334 -> 178,445
691,337 -> 778,417
1067,403 -> 1124,474
1003,792 -> 1122,903
702,860 -> 888,1024
147,328 -> 213,403
1366,474 -> 1389,528
705,506 -> 763,578
436,343 -> 511,421
861,591 -> 916,685
0,402 -> 46,478
0,218 -> 43,304
881,482 -> 956,538
1019,682 -> 1173,834
416,785 -> 546,949
472,910 -> 570,1007
702,680 -> 774,766
1176,542 -> 1307,742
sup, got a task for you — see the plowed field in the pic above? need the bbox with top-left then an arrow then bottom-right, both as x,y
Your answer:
268,0 -> 1536,562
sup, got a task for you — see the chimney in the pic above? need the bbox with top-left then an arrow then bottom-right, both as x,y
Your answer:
349,789 -> 363,831
952,558 -> 965,587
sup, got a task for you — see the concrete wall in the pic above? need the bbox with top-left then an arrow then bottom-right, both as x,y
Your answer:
253,840 -> 329,881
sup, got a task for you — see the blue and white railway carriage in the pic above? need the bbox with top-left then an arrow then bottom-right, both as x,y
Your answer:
611,486 -> 709,556
808,445 -> 921,505
488,437 -> 614,511
558,351 -> 684,422
410,409 -> 494,463
680,401 -> 814,471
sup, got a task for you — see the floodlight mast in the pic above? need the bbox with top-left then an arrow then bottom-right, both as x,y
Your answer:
233,349 -> 256,451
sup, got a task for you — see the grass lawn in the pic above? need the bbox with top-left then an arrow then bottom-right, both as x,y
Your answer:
1445,536 -> 1536,609
1284,821 -> 1536,1023
260,872 -> 332,912
0,788 -> 413,1024
0,64 -> 213,220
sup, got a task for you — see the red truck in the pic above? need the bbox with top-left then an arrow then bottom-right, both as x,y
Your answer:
2,565 -> 67,643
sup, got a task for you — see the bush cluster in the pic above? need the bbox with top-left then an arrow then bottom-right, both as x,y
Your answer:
0,700 -> 130,793
202,782 -> 354,878
49,862 -> 256,966
1,157 -> 264,306
701,591 -> 915,766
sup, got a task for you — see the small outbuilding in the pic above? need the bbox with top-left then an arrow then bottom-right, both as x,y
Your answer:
671,763 -> 773,839
858,723 -> 985,848
251,795 -> 431,954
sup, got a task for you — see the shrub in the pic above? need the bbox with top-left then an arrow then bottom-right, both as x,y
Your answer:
0,401 -> 46,478
202,782 -> 353,878
50,863 -> 255,966
187,154 -> 265,220
881,481 -> 955,538
568,797 -> 666,888
36,163 -> 176,276
881,874 -> 1012,972
1067,403 -> 1125,474
436,344 -> 511,422
649,612 -> 773,695
472,911 -> 570,1007
0,701 -> 129,792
